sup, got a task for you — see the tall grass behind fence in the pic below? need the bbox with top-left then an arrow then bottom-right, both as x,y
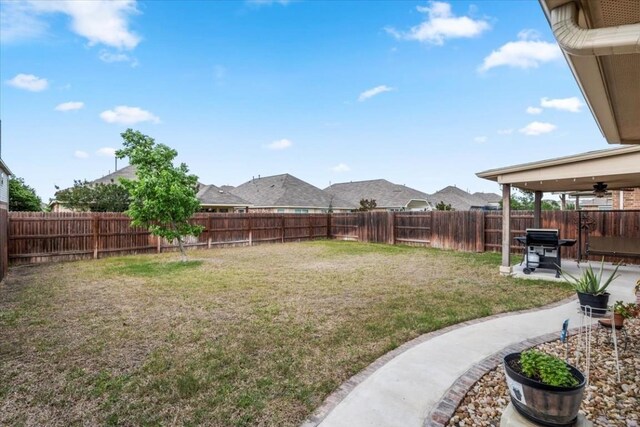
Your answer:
7,210 -> 639,266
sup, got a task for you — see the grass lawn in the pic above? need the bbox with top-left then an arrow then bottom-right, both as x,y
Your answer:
0,241 -> 572,426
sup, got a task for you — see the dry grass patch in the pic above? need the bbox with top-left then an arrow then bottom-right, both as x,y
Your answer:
0,241 -> 572,426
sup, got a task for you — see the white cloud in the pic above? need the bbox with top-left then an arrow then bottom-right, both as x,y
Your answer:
332,163 -> 351,172
74,150 -> 89,159
473,136 -> 488,143
55,101 -> 84,111
0,1 -> 48,44
478,30 -> 561,72
526,106 -> 542,115
246,0 -> 290,5
100,106 -> 160,125
519,121 -> 557,136
28,0 -> 140,50
96,147 -> 116,157
99,50 -> 138,66
386,1 -> 490,45
6,73 -> 48,91
497,129 -> 513,135
358,85 -> 393,102
540,97 -> 583,113
266,139 -> 292,150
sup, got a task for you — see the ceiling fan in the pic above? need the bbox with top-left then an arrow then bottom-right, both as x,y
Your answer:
593,182 -> 608,198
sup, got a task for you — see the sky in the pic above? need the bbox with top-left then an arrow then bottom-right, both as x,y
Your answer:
1,0 -> 610,202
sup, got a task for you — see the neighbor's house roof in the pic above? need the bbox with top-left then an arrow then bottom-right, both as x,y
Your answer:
476,145 -> 640,192
90,165 -> 138,185
472,192 -> 501,204
430,186 -> 490,211
539,0 -> 640,144
325,179 -> 432,210
230,174 -> 355,209
197,184 -> 251,207
89,164 -> 206,187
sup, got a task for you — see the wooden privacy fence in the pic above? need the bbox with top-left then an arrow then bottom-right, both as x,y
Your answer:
8,212 -> 331,265
7,210 -> 640,265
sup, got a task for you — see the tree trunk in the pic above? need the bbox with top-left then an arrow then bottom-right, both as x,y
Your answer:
177,236 -> 187,262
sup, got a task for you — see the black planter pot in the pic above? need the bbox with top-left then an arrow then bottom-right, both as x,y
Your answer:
576,292 -> 610,317
503,353 -> 586,427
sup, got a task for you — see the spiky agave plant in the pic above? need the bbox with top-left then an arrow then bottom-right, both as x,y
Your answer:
560,258 -> 620,295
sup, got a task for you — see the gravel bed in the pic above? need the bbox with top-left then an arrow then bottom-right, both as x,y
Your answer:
448,318 -> 640,427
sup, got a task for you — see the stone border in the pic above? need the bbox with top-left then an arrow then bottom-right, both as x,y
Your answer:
301,295 -> 576,427
423,328 -> 579,427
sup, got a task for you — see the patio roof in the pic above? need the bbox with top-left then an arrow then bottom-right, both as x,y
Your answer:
539,0 -> 640,144
476,145 -> 640,193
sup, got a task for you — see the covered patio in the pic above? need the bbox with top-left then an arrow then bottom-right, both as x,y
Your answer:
477,145 -> 640,275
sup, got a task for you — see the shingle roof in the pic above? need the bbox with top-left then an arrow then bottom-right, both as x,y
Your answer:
472,192 -> 501,204
325,179 -> 431,209
230,174 -> 355,209
89,165 -> 206,187
90,165 -> 138,185
429,186 -> 490,211
197,184 -> 251,206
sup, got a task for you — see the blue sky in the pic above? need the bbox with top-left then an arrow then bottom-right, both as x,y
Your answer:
1,0 -> 607,201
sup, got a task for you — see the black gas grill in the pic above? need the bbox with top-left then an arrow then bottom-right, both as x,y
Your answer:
515,229 -> 566,278
514,230 -> 577,277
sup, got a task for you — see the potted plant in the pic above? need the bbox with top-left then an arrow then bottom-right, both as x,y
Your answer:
504,350 -> 586,426
599,301 -> 638,328
560,258 -> 620,317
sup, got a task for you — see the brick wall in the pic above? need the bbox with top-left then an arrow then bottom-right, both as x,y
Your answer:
612,188 -> 640,209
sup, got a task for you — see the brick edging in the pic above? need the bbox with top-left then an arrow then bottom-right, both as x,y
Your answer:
300,295 -> 577,427
424,326 -> 583,427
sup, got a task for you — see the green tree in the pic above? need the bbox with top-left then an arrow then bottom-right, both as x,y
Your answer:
503,190 -> 562,211
9,177 -> 42,211
54,180 -> 130,212
357,199 -> 377,211
116,129 -> 203,261
435,201 -> 453,211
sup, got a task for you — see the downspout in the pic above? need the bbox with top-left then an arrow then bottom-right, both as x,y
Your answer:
550,2 -> 640,56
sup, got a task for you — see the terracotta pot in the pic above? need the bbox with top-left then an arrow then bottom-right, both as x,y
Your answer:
598,313 -> 625,329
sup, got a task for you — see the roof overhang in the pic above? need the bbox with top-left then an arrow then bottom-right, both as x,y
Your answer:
0,159 -> 12,176
539,0 -> 640,144
476,145 -> 640,192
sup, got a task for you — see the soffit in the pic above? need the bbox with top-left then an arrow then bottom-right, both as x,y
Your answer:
540,0 -> 640,144
477,148 -> 640,192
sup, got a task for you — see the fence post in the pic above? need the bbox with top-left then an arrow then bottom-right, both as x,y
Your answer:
327,213 -> 332,239
308,215 -> 313,240
281,215 -> 285,243
390,212 -> 396,245
93,215 -> 100,259
157,234 -> 161,253
248,214 -> 252,246
208,215 -> 213,249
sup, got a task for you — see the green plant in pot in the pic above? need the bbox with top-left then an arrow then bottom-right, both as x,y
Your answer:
599,301 -> 638,328
560,258 -> 620,317
504,350 -> 585,426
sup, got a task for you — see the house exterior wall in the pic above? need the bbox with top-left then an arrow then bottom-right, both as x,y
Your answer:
249,207 -> 351,214
0,169 -> 9,206
612,188 -> 640,210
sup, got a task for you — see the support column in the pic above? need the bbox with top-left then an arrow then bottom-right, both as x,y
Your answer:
500,184 -> 512,275
533,191 -> 543,228
575,196 -> 580,211
560,194 -> 566,211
